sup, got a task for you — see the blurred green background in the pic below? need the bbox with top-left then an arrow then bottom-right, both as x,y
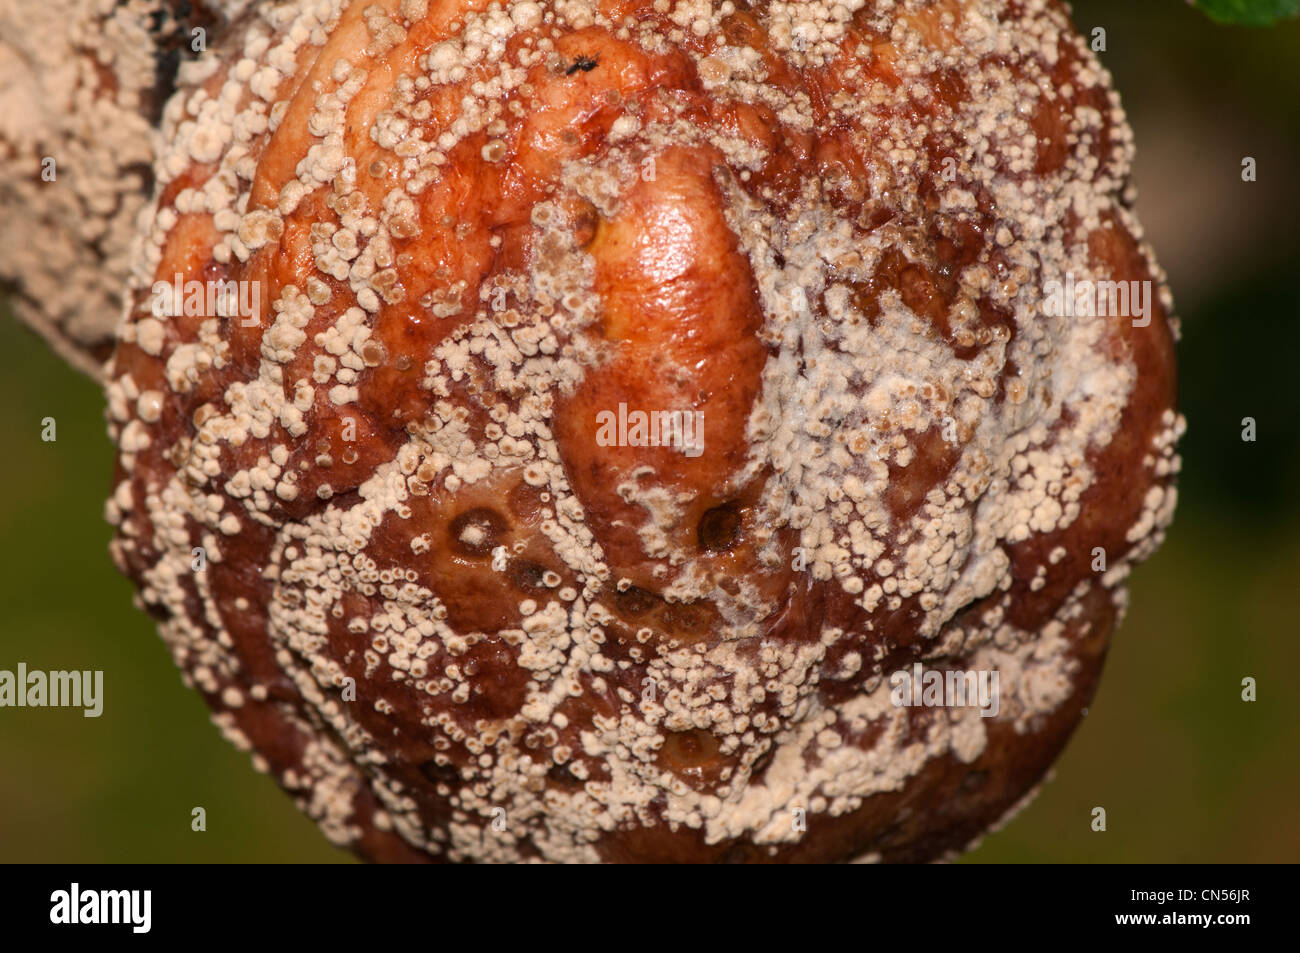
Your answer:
1,0 -> 1297,863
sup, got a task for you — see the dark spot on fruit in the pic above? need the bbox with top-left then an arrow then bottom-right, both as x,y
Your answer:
449,507 -> 507,557
512,561 -> 549,592
698,504 -> 741,552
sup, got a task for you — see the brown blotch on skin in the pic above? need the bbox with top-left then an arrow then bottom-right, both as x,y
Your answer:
449,507 -> 509,557
698,504 -> 741,552
511,561 -> 550,592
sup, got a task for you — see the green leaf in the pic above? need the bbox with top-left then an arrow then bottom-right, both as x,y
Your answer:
1195,0 -> 1300,27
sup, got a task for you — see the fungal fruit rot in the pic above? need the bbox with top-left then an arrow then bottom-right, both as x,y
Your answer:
86,0 -> 1187,862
